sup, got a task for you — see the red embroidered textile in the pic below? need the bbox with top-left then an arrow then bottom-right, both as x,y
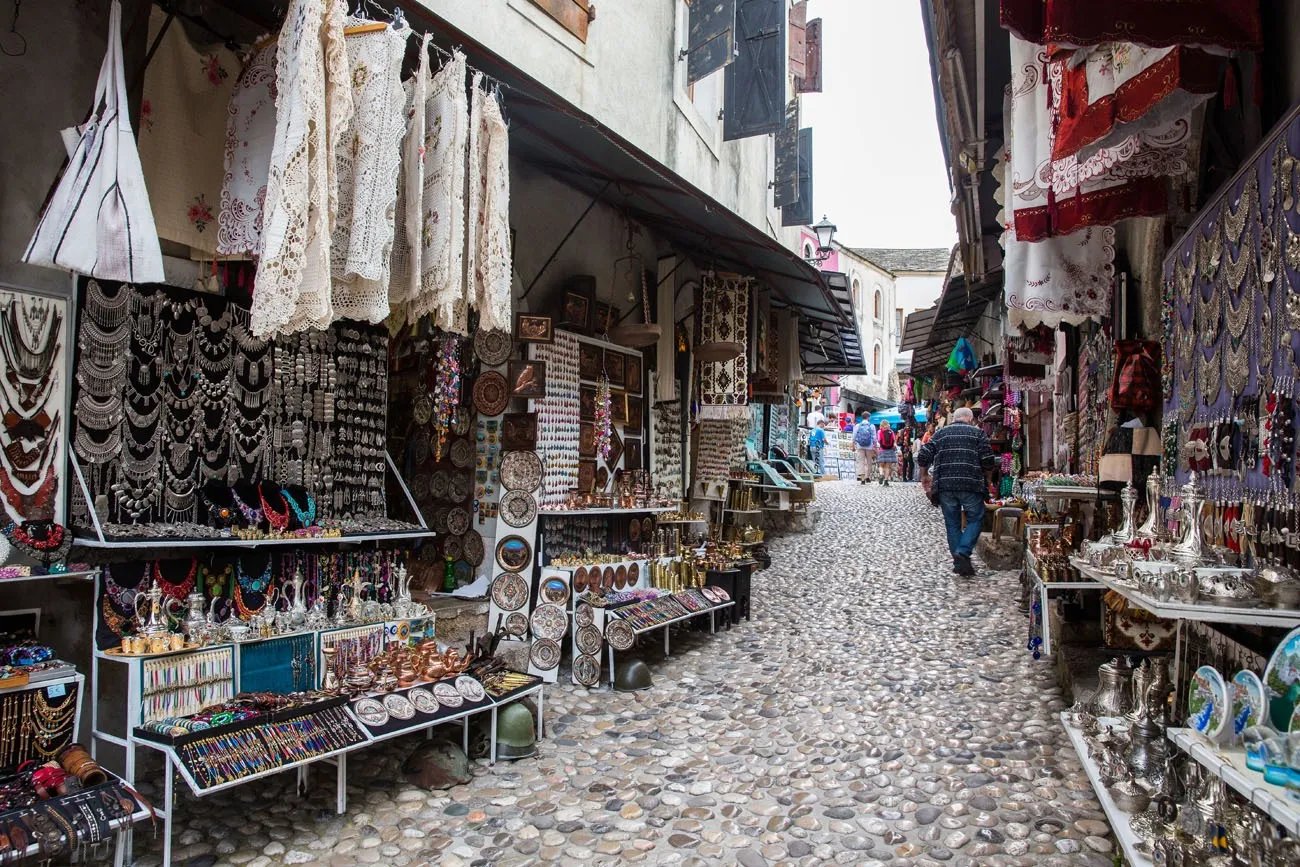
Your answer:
1000,0 -> 1262,51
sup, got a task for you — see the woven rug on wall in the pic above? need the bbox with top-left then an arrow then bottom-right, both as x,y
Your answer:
698,273 -> 751,419
651,374 -> 684,500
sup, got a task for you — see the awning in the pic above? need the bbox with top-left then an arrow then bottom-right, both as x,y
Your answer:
776,270 -> 865,375
372,3 -> 853,332
839,389 -> 892,413
906,271 -> 1002,376
899,307 -> 937,352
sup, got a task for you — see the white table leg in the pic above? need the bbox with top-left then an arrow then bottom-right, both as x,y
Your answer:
1039,582 -> 1052,657
663,627 -> 670,658
462,717 -> 470,755
607,645 -> 615,687
163,755 -> 175,867
489,707 -> 498,766
536,687 -> 545,740
336,753 -> 347,814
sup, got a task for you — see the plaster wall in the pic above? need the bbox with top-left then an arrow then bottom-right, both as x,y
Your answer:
836,252 -> 895,401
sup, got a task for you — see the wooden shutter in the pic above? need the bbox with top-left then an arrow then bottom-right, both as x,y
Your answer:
687,0 -> 737,84
529,0 -> 593,43
797,17 -> 822,93
773,99 -> 800,207
723,0 -> 786,141
780,128 -> 813,227
789,1 -> 807,81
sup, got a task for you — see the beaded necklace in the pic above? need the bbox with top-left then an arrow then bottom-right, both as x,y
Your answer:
230,488 -> 263,527
260,488 -> 289,533
281,488 -> 317,527
154,559 -> 197,600
236,558 -> 272,593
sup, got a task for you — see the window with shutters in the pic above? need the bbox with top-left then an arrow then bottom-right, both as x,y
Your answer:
673,0 -> 723,153
527,0 -> 594,42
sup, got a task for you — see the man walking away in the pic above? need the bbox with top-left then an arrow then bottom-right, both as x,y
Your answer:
876,420 -> 897,486
809,422 -> 827,476
898,425 -> 914,482
852,416 -> 876,484
916,407 -> 996,576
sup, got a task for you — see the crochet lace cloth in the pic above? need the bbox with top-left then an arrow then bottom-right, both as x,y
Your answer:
468,81 -> 512,333
408,51 -> 468,335
330,20 -> 408,324
217,42 -> 276,257
251,0 -> 353,337
389,35 -> 431,329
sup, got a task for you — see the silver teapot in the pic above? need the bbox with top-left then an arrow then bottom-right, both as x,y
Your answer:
1088,658 -> 1134,718
181,591 -> 210,644
134,584 -> 181,637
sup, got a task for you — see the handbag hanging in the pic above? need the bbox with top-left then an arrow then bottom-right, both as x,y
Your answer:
23,0 -> 164,283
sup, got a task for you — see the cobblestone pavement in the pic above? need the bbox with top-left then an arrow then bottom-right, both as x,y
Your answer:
137,481 -> 1113,867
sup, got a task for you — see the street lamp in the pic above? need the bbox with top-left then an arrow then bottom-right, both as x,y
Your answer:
808,215 -> 837,264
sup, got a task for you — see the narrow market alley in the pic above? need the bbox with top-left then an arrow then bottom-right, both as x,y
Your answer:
137,482 -> 1111,867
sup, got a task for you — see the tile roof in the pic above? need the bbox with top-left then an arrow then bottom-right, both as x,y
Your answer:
844,246 -> 953,275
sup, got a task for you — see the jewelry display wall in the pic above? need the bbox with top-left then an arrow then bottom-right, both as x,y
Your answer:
650,392 -> 684,501
531,332 -> 580,509
71,281 -> 396,538
0,288 -> 67,525
0,680 -> 79,765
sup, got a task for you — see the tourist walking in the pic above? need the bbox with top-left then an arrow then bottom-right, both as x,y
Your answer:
897,424 -> 914,482
876,420 -> 897,485
916,407 -> 996,576
909,433 -> 923,481
808,421 -> 826,476
852,416 -> 876,483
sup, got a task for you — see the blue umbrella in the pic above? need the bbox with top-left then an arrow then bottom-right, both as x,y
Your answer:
868,406 -> 927,426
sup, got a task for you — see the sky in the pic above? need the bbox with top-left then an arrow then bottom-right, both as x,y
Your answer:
801,0 -> 957,250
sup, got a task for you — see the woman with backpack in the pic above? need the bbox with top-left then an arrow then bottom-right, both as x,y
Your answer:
876,420 -> 898,486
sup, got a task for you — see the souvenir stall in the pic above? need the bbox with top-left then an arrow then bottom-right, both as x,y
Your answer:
1052,76 -> 1300,867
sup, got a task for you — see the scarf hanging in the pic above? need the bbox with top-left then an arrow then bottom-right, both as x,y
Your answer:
467,79 -> 513,333
137,7 -> 242,256
217,42 -> 276,257
330,19 -> 409,324
388,34 -> 431,329
697,273 -> 751,419
1008,36 -> 1194,244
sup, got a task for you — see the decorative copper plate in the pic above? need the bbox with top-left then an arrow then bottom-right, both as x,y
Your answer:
442,534 -> 463,561
573,566 -> 588,592
573,654 -> 600,687
540,577 -> 569,605
575,602 -> 594,627
529,603 -> 568,640
575,625 -> 602,655
447,506 -> 471,536
461,530 -> 484,566
642,517 -> 653,539
500,450 -> 544,492
383,693 -> 416,720
353,698 -> 389,727
474,328 -> 513,366
412,395 -> 433,426
628,520 -> 641,544
472,370 -> 509,417
411,427 -> 431,465
430,471 -> 449,500
615,565 -> 627,589
602,566 -> 615,592
450,438 -> 473,469
496,535 -> 532,572
431,506 -> 450,533
491,572 -> 529,611
408,688 -> 438,714
628,563 -> 640,585
530,638 -> 561,670
504,612 -> 529,636
432,681 -> 463,708
605,617 -> 635,651
500,490 -> 537,528
448,472 -> 472,503
595,467 -> 609,491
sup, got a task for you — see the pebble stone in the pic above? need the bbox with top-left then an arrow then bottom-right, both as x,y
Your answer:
133,483 -> 1109,865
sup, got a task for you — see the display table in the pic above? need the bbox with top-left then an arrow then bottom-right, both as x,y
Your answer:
604,601 -> 734,687
706,564 -> 753,623
1167,727 -> 1300,836
0,773 -> 153,867
1058,714 -> 1152,867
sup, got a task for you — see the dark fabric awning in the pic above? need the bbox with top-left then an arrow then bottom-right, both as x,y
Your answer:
778,270 -> 866,375
839,389 -> 892,413
899,307 -> 937,352
907,271 -> 1002,376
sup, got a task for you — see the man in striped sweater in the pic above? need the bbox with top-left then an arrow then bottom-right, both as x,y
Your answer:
916,407 -> 996,576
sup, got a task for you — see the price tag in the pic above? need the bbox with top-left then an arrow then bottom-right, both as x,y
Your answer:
46,683 -> 66,699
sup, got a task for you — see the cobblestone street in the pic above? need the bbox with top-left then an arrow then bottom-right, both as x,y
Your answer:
139,482 -> 1113,867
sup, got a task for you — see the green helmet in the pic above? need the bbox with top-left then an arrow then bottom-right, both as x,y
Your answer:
495,702 -> 537,760
614,659 -> 653,692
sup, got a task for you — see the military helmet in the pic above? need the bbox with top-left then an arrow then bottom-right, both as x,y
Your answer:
613,659 -> 653,692
495,702 -> 537,760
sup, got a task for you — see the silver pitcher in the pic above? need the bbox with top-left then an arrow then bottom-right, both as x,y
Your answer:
181,590 -> 210,644
1111,481 -> 1138,544
1135,472 -> 1166,540
1089,658 -> 1134,717
1170,472 -> 1206,566
134,584 -> 180,637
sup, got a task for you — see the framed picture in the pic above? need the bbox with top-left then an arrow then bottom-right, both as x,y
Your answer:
508,359 -> 546,399
593,301 -> 617,335
559,288 -> 592,332
515,313 -> 553,344
578,460 -> 596,493
625,439 -> 642,471
578,343 -> 602,381
580,386 -> 597,421
606,426 -> 624,469
625,396 -> 643,434
502,412 -> 537,451
624,354 -> 642,394
603,351 -> 625,386
610,390 -> 628,425
579,422 -> 596,457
